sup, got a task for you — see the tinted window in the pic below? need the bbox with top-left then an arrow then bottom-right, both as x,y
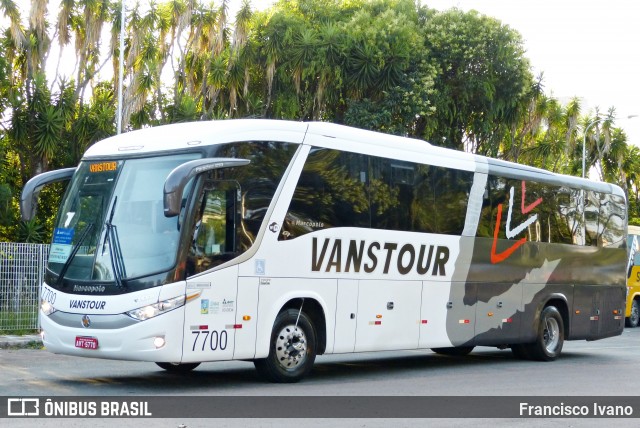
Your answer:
280,149 -> 370,240
596,193 -> 626,248
280,148 -> 472,239
477,176 -> 625,248
370,160 -> 472,234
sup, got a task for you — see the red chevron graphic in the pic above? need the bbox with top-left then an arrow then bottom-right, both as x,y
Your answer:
521,180 -> 542,214
491,202 -> 526,264
491,180 -> 543,264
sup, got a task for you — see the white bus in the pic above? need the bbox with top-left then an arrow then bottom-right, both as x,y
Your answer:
22,120 -> 627,382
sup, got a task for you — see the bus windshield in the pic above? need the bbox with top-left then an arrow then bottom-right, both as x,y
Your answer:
48,153 -> 200,283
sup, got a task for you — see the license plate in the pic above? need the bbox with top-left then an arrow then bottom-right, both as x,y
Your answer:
75,336 -> 98,350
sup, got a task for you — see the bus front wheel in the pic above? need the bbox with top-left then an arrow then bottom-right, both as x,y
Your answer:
254,308 -> 317,383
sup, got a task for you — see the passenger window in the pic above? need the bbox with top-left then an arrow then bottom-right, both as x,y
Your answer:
281,148 -> 472,239
280,149 -> 370,240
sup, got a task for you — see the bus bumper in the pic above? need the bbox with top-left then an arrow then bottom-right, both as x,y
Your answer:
40,306 -> 185,363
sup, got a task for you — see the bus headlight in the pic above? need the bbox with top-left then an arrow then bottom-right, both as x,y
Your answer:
126,295 -> 186,321
41,300 -> 56,316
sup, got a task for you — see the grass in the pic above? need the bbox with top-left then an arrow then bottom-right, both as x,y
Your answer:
0,308 -> 39,335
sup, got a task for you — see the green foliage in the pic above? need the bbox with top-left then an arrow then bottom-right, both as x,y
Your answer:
421,8 -> 533,154
16,219 -> 44,243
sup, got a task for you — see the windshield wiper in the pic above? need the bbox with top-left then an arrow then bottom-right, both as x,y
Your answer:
56,223 -> 94,287
102,197 -> 127,288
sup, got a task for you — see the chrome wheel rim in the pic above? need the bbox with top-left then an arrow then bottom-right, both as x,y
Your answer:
274,324 -> 307,370
543,317 -> 560,352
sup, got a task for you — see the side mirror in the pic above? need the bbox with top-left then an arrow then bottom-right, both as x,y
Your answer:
163,158 -> 250,217
21,168 -> 76,221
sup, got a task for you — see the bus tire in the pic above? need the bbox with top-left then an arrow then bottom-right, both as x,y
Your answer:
254,308 -> 317,383
155,362 -> 200,372
527,306 -> 564,361
431,346 -> 474,356
626,299 -> 640,328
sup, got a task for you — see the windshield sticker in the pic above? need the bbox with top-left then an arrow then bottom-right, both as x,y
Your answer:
50,228 -> 75,263
89,161 -> 118,173
49,243 -> 72,264
53,227 -> 74,244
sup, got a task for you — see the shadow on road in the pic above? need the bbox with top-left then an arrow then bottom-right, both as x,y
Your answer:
48,346 -> 600,392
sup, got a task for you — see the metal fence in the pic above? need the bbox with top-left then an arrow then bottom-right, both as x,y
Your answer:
0,242 -> 49,332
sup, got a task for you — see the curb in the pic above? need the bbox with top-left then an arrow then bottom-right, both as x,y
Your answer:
0,335 -> 43,349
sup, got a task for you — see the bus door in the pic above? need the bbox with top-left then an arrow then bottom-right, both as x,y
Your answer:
333,279 -> 358,353
182,180 -> 241,363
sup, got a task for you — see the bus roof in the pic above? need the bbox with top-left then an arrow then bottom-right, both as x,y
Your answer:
82,119 -> 624,198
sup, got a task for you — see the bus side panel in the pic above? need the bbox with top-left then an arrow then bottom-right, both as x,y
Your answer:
571,285 -> 624,340
599,285 -> 625,338
473,281 -> 522,345
460,238 -> 562,346
354,280 -> 421,352
233,276 -> 260,359
419,280 -> 455,348
571,284 -> 592,339
182,266 -> 239,363
442,282 -> 477,347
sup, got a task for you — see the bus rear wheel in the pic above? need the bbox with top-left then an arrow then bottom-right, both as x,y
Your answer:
254,308 -> 317,383
156,362 -> 200,372
626,299 -> 640,328
526,306 -> 564,361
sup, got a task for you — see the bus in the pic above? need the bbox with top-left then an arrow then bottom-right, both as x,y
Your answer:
626,225 -> 640,327
21,119 -> 627,382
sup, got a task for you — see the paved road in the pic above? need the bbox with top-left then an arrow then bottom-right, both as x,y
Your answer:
3,328 -> 640,427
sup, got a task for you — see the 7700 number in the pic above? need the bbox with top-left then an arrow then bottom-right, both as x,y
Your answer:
191,330 -> 228,352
